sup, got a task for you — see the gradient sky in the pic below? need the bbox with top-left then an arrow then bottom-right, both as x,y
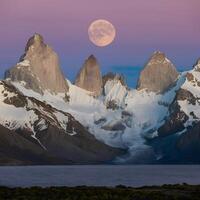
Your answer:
0,0 -> 200,85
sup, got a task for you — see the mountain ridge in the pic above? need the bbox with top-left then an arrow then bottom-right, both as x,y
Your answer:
1,33 -> 200,164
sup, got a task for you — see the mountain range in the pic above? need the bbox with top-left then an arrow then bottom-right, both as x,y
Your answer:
1,33 -> 200,165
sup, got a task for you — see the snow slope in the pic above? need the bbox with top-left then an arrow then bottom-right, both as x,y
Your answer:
8,74 -> 187,162
0,81 -> 79,149
0,82 -> 38,133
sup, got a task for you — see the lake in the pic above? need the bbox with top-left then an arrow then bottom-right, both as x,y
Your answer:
0,165 -> 199,187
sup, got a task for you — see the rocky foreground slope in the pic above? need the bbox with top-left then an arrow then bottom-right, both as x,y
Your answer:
1,33 -> 200,164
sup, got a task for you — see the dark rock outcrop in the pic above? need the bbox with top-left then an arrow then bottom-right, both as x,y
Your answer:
75,55 -> 102,96
177,122 -> 200,153
153,67 -> 200,163
137,51 -> 179,93
102,121 -> 126,132
157,88 -> 196,138
102,72 -> 126,88
5,33 -> 69,95
194,59 -> 200,71
102,73 -> 128,110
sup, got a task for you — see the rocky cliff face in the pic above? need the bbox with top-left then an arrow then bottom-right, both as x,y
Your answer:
75,55 -> 102,96
5,34 -> 69,95
137,51 -> 179,93
157,65 -> 200,139
152,60 -> 200,163
194,59 -> 200,71
102,72 -> 126,88
102,73 -> 128,110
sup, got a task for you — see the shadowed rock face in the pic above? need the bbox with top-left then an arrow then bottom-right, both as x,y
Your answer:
151,63 -> 200,163
137,51 -> 179,93
5,33 -> 69,95
194,59 -> 200,71
75,55 -> 102,96
157,88 -> 190,138
102,72 -> 126,88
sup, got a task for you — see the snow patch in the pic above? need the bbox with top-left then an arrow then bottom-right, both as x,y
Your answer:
17,60 -> 30,67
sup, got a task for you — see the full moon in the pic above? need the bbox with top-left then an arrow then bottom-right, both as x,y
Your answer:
88,19 -> 116,47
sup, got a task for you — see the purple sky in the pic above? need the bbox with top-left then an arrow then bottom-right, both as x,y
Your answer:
0,0 -> 200,83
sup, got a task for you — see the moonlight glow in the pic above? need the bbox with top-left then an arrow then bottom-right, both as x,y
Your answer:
88,19 -> 116,47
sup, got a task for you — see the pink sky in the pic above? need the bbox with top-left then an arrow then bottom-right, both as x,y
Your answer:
0,0 -> 200,81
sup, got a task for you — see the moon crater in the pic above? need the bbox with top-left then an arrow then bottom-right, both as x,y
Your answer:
88,19 -> 116,47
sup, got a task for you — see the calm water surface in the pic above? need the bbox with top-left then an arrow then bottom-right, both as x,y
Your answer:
0,165 -> 199,187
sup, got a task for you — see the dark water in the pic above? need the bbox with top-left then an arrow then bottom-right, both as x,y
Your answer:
0,165 -> 199,187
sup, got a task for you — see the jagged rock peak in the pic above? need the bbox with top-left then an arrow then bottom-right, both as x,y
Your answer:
5,33 -> 69,96
75,54 -> 102,96
25,33 -> 44,51
194,58 -> 200,71
88,54 -> 96,61
102,72 -> 126,87
137,51 -> 179,93
150,51 -> 166,62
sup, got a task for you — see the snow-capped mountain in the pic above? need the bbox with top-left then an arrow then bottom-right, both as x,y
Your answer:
1,33 -> 200,164
0,80 -> 122,165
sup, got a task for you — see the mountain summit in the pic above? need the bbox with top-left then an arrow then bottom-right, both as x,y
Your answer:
75,55 -> 102,96
2,36 -> 200,165
194,58 -> 200,71
137,51 -> 179,93
5,33 -> 69,95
